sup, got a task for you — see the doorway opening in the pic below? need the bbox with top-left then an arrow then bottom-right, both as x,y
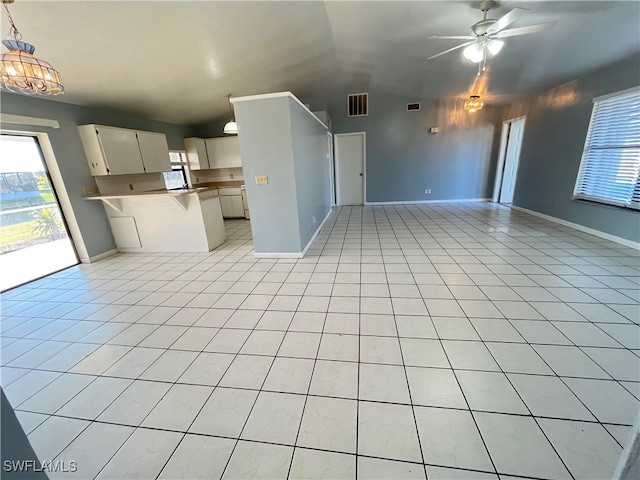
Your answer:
335,132 -> 366,206
0,134 -> 78,291
493,117 -> 526,204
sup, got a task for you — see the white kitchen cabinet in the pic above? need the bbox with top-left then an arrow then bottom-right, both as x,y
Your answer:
205,137 -> 242,169
136,131 -> 171,173
79,125 -> 144,175
219,195 -> 245,218
219,195 -> 234,217
219,187 -> 245,218
78,124 -> 170,176
184,137 -> 210,170
230,195 -> 244,217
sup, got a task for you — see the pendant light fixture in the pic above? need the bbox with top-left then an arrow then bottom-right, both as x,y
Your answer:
0,0 -> 63,95
223,94 -> 238,135
464,95 -> 484,113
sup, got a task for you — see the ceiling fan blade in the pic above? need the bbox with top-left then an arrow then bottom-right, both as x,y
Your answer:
485,8 -> 526,35
427,41 -> 475,60
429,35 -> 476,40
493,21 -> 558,38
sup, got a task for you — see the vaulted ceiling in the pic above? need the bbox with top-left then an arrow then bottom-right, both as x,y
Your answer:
2,1 -> 639,125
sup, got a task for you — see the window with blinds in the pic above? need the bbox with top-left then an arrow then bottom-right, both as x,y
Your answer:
573,87 -> 640,210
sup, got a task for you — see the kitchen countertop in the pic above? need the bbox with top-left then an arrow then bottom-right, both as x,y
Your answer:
84,186 -> 218,200
193,180 -> 245,188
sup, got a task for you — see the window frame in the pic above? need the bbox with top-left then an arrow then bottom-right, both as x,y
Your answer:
572,86 -> 640,211
163,150 -> 189,190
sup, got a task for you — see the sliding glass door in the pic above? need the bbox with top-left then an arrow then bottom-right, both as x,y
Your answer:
0,135 -> 78,291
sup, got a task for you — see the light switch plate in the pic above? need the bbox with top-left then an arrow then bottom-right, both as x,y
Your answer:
255,175 -> 268,185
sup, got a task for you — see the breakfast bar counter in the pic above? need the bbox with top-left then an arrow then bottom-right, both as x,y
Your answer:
85,188 -> 226,253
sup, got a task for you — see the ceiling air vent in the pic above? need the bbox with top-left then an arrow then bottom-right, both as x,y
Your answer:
347,93 -> 368,117
407,102 -> 421,111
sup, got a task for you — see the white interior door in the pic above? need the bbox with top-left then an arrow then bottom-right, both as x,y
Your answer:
335,133 -> 364,206
499,118 -> 526,204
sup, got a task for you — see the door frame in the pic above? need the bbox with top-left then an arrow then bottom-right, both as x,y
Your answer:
327,132 -> 336,206
492,116 -> 526,203
334,131 -> 366,206
1,128 -> 88,262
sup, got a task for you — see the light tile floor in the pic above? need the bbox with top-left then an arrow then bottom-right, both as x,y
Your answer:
1,203 -> 639,480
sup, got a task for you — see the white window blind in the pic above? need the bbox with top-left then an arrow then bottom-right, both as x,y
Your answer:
573,87 -> 640,210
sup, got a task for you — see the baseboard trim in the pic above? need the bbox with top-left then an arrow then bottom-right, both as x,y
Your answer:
365,198 -> 491,206
254,252 -> 305,259
301,208 -> 332,257
254,208 -> 333,259
85,248 -> 118,263
511,205 -> 640,250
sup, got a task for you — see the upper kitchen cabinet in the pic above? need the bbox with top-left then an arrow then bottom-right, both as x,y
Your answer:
205,137 -> 242,169
78,124 -> 170,176
184,137 -> 210,170
136,131 -> 171,173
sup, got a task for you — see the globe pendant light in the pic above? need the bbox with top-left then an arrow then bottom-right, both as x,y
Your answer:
0,0 -> 63,95
223,94 -> 238,135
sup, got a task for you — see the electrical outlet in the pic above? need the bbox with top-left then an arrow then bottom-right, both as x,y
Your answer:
230,173 -> 234,179
313,216 -> 317,224
424,188 -> 431,194
255,175 -> 268,185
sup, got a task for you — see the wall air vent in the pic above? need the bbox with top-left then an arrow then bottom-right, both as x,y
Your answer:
347,93 -> 368,117
407,102 -> 421,111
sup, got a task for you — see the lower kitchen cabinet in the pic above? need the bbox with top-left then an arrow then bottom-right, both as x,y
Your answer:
220,194 -> 245,218
218,187 -> 245,218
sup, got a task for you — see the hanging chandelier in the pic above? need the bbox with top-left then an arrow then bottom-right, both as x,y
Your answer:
0,0 -> 63,95
464,95 -> 484,113
223,94 -> 238,134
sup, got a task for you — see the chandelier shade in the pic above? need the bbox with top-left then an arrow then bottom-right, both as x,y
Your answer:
0,39 -> 63,95
1,0 -> 63,96
464,95 -> 484,113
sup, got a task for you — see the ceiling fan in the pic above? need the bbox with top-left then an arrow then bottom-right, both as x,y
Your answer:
428,1 -> 557,71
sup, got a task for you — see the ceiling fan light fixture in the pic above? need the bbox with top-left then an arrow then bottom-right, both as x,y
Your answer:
223,94 -> 238,135
464,95 -> 484,113
0,0 -> 63,96
487,39 -> 504,56
463,43 -> 484,63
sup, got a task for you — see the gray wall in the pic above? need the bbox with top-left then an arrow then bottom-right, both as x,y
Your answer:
289,97 -> 332,247
233,97 -> 302,254
0,93 -> 194,258
506,53 -> 640,243
233,94 -> 330,255
304,92 -> 503,203
190,118 -> 229,139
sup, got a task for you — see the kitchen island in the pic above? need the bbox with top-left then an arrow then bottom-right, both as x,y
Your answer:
86,187 -> 226,253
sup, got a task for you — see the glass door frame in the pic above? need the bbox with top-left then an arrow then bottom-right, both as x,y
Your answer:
0,132 -> 80,290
